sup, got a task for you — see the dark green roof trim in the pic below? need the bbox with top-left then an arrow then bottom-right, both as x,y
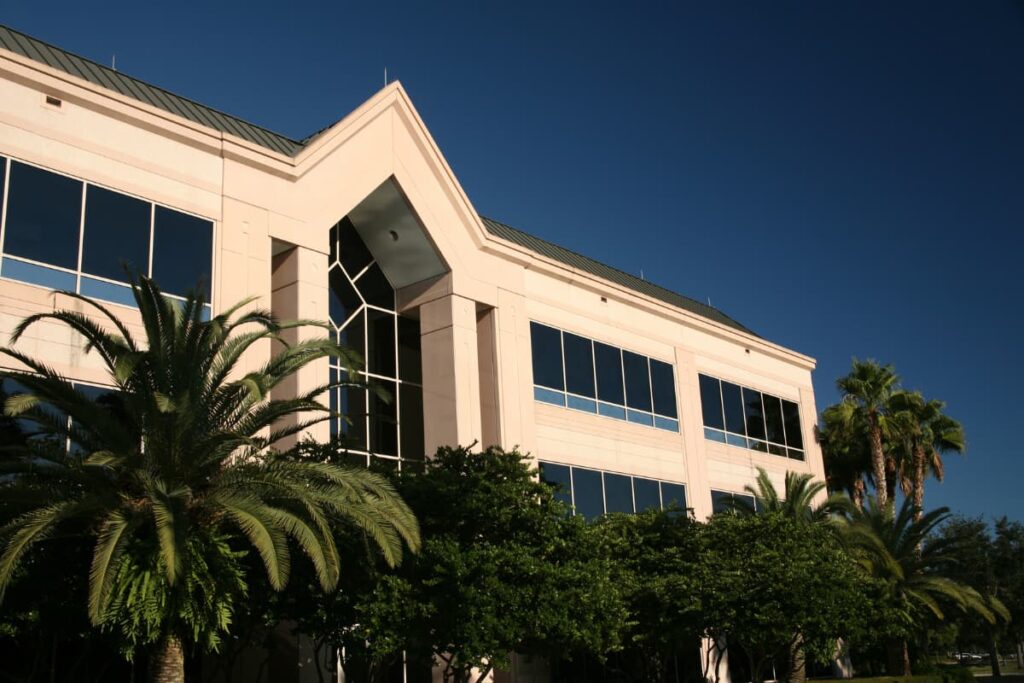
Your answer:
481,217 -> 757,336
0,24 -> 304,157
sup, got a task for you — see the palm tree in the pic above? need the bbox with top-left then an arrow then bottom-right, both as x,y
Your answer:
887,391 -> 965,520
726,467 -> 849,522
819,401 -> 874,509
0,278 -> 420,682
841,497 -> 1007,676
836,360 -> 899,510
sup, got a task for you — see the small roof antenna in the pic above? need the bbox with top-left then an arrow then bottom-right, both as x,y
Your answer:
384,67 -> 387,87
640,268 -> 645,281
111,54 -> 116,71
707,296 -> 712,307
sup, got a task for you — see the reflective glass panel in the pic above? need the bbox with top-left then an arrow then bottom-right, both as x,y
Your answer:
711,490 -> 734,515
539,462 -> 572,509
649,359 -> 677,418
782,400 -> 803,449
366,309 -> 396,377
4,162 -> 82,269
661,483 -> 687,510
743,388 -> 766,441
699,374 -> 725,430
763,394 -> 786,445
603,473 -> 633,513
594,342 -> 624,405
633,477 -> 661,512
152,206 -> 212,300
329,267 -> 361,327
356,263 -> 394,309
399,383 -> 424,461
530,322 -> 564,390
338,380 -> 367,451
0,157 -> 5,210
369,379 -> 397,456
623,351 -> 652,412
721,381 -> 746,435
81,185 -> 150,282
572,467 -> 604,519
397,316 -> 422,383
563,332 -> 595,398
337,218 -> 373,275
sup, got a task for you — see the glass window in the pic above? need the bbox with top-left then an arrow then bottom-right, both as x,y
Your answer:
530,322 -> 564,390
699,374 -> 725,430
571,467 -> 604,519
721,381 -> 746,435
356,263 -> 394,309
4,162 -> 82,269
337,217 -> 373,275
711,490 -> 734,515
329,267 -> 361,327
369,379 -> 397,456
397,316 -> 422,383
338,380 -> 368,452
763,394 -> 786,445
661,483 -> 687,510
649,359 -> 677,418
539,462 -> 572,509
152,206 -> 212,300
399,383 -> 424,461
338,310 -> 366,363
603,473 -> 633,514
81,185 -> 150,282
366,309 -> 396,377
594,342 -> 624,405
743,388 -> 766,441
328,223 -> 338,264
633,477 -> 661,512
0,157 -> 5,210
782,400 -> 803,449
563,333 -> 595,398
623,351 -> 652,412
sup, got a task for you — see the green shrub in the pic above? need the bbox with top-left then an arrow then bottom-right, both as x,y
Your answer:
938,665 -> 975,683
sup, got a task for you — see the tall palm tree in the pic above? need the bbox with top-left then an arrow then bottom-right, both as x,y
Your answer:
841,497 -> 1007,676
0,278 -> 420,683
819,401 -> 873,509
887,391 -> 965,520
836,360 -> 900,510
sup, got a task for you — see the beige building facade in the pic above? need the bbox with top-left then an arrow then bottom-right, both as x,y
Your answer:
0,24 -> 824,681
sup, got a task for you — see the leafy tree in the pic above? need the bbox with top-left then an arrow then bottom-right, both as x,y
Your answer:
322,446 -> 627,683
589,509 -> 705,683
841,497 -> 1008,676
700,512 -> 870,683
993,518 -> 1024,671
888,391 -> 965,520
0,278 -> 419,682
835,360 -> 900,509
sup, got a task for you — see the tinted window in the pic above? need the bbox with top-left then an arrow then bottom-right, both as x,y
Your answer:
699,374 -> 725,430
338,310 -> 366,363
530,323 -> 564,390
594,342 -> 624,405
152,206 -> 212,300
81,186 -> 150,282
356,263 -> 394,309
369,380 -> 397,456
782,400 -> 803,449
4,162 -> 82,269
711,490 -> 734,515
603,473 -> 633,514
337,217 -> 373,275
661,483 -> 687,510
622,351 -> 652,411
572,467 -> 604,519
763,394 -> 786,445
721,381 -> 746,435
397,316 -> 422,383
649,359 -> 677,418
339,380 -> 367,452
329,268 -> 361,327
0,157 -> 5,216
743,388 -> 766,440
366,309 -> 396,377
563,333 -> 595,398
399,383 -> 424,461
539,462 -> 572,508
633,477 -> 661,512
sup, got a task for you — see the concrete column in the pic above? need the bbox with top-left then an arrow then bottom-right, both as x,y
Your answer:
675,348 -> 714,521
420,293 -> 482,452
493,287 -> 538,457
270,243 -> 331,448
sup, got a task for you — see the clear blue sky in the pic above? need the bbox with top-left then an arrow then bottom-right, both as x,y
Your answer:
4,1 -> 1022,521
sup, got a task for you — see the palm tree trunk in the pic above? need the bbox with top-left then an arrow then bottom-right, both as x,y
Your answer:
152,634 -> 185,683
913,445 -> 926,521
989,630 -> 1002,678
902,639 -> 911,677
852,479 -> 865,510
868,413 -> 888,509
